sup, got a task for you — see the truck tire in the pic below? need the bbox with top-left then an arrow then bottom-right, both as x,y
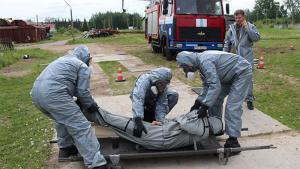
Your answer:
151,44 -> 161,53
162,41 -> 173,61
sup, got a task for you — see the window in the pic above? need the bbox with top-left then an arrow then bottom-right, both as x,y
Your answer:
176,0 -> 222,15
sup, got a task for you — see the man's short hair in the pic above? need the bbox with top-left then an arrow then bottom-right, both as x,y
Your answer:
234,9 -> 245,16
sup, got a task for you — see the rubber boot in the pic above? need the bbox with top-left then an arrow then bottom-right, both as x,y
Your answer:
247,101 -> 254,110
58,145 -> 79,162
224,137 -> 241,156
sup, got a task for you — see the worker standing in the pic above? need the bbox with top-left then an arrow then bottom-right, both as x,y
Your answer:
30,46 -> 107,169
130,67 -> 178,137
176,50 -> 252,153
223,9 -> 260,110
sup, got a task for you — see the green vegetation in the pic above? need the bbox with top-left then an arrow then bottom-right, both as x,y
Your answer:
253,28 -> 300,131
89,12 -> 143,29
0,49 -> 58,168
254,70 -> 300,130
67,33 -> 145,45
38,29 -> 81,44
259,27 -> 300,40
0,48 -> 54,69
98,61 -> 137,95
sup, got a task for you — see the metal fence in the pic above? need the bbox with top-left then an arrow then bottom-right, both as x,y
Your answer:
0,38 -> 14,51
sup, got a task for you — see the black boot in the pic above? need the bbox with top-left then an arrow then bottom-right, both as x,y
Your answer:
58,145 -> 79,162
92,164 -> 108,169
224,137 -> 241,156
247,101 -> 254,110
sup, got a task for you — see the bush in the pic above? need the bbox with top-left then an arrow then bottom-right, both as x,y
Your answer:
57,27 -> 67,34
254,20 -> 264,29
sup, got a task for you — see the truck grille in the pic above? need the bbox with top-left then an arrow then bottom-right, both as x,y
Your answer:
179,27 -> 222,41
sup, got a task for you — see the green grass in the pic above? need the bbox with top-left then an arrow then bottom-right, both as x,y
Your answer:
252,32 -> 300,131
38,32 -> 80,44
0,48 -> 59,69
98,61 -> 137,95
0,49 -> 59,168
67,33 -> 146,45
14,32 -> 81,47
255,39 -> 300,78
254,70 -> 300,131
259,27 -> 300,40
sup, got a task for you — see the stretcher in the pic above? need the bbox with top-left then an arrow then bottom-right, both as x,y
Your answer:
51,125 -> 275,169
94,126 -> 275,169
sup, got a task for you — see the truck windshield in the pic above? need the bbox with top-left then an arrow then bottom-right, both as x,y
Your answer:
176,0 -> 222,15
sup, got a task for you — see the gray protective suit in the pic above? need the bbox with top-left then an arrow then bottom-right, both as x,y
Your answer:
176,50 -> 252,137
84,107 -> 223,150
30,46 -> 106,168
223,22 -> 260,102
130,67 -> 178,122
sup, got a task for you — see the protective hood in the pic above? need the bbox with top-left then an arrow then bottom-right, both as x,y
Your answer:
176,51 -> 198,67
72,45 -> 90,65
149,67 -> 172,83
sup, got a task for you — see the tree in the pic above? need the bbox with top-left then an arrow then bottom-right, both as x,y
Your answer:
284,0 -> 300,23
82,19 -> 89,31
253,0 -> 278,20
89,12 -> 143,29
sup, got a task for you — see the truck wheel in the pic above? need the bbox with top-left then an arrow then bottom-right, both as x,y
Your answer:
151,44 -> 161,53
163,44 -> 173,60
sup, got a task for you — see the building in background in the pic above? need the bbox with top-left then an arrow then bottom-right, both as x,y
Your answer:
0,19 -> 49,43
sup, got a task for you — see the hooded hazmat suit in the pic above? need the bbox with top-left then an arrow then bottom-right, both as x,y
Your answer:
176,50 -> 252,137
130,67 -> 178,122
84,107 -> 223,150
30,45 -> 106,168
223,22 -> 260,102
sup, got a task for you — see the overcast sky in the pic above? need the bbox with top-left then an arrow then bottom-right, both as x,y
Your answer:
0,0 -> 284,21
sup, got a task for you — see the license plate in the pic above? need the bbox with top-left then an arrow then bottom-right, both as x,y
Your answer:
194,46 -> 207,50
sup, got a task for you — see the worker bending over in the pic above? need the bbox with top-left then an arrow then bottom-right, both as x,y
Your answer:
31,46 -> 107,169
177,50 -> 252,153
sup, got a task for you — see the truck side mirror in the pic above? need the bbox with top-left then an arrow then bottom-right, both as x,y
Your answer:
226,3 -> 230,15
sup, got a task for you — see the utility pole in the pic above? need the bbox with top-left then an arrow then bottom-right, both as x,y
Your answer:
275,2 -> 280,24
36,14 -> 39,25
64,0 -> 74,41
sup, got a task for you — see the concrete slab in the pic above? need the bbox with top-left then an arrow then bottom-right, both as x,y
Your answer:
93,54 -> 133,62
93,53 -> 157,72
119,59 -> 156,72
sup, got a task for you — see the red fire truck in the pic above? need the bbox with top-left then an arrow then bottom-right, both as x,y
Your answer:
144,0 -> 230,60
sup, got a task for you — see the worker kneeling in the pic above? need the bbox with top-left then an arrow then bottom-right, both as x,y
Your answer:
30,46 -> 107,169
176,50 -> 252,154
130,67 -> 178,137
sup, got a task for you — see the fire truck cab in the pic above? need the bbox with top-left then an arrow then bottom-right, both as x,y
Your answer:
145,0 -> 229,60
